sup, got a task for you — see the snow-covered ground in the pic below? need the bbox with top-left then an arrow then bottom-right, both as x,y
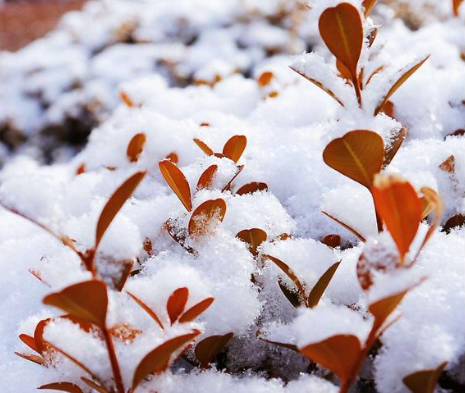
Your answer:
0,1 -> 464,393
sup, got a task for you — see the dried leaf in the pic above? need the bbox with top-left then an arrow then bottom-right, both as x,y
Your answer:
95,171 -> 146,249
236,182 -> 268,196
323,130 -> 384,189
126,133 -> 146,163
127,291 -> 164,330
374,56 -> 429,115
403,362 -> 448,393
159,160 -> 192,212
179,297 -> 214,323
223,135 -> 247,163
307,261 -> 341,308
38,382 -> 84,393
372,175 -> 422,262
300,334 -> 362,384
188,199 -> 227,238
439,155 -> 455,173
263,255 -> 306,305
43,280 -> 108,328
383,127 -> 407,168
195,333 -> 234,369
236,228 -> 267,256
193,138 -> 214,156
319,3 -> 363,80
167,287 -> 189,325
110,323 -> 142,343
132,330 -> 201,389
197,165 -> 218,191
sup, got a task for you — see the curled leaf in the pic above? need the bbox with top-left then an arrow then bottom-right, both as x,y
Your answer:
195,333 -> 234,369
126,133 -> 146,163
159,160 -> 192,212
167,287 -> 189,325
223,135 -> 247,163
188,199 -> 227,238
439,155 -> 455,173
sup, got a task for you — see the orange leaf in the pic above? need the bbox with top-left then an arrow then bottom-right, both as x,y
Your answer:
307,261 -> 341,308
368,288 -> 412,332
19,334 -> 39,353
194,333 -> 234,369
165,152 -> 179,163
159,160 -> 192,212
167,287 -> 189,325
95,171 -> 146,249
403,362 -> 448,393
15,351 -> 44,365
179,297 -> 214,323
236,228 -> 267,256
34,318 -> 51,354
196,165 -> 218,191
263,255 -> 306,305
188,199 -> 227,238
322,211 -> 366,242
453,0 -> 464,16
323,130 -> 384,189
258,71 -> 274,87
193,138 -> 214,156
222,135 -> 247,163
319,3 -> 363,80
43,280 -> 108,328
439,155 -> 455,173
374,56 -> 429,115
372,175 -> 422,262
119,91 -> 135,108
38,382 -> 84,393
362,0 -> 378,16
383,127 -> 407,168
126,133 -> 146,163
132,330 -> 201,390
300,334 -> 362,384
321,234 -> 341,248
236,182 -> 268,196
127,291 -> 164,330
81,377 -> 109,393
75,163 -> 86,175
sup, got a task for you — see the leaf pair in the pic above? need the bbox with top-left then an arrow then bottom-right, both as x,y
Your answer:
194,135 -> 247,163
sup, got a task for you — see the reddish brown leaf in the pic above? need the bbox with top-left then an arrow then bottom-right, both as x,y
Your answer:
95,171 -> 146,249
383,127 -> 407,168
300,334 -> 362,384
110,323 -> 142,343
307,261 -> 341,308
80,378 -> 109,393
112,259 -> 134,292
165,152 -> 179,164
236,182 -> 268,196
167,287 -> 189,325
223,135 -> 247,163
179,297 -> 214,323
319,3 -> 363,80
127,291 -> 164,330
75,163 -> 86,175
43,280 -> 108,328
193,138 -> 214,156
236,228 -> 267,256
34,318 -> 51,354
366,27 -> 378,47
132,330 -> 201,389
380,100 -> 395,118
159,160 -> 192,212
321,234 -> 341,248
15,351 -> 44,365
323,130 -> 384,189
362,0 -> 378,16
197,165 -> 218,191
188,199 -> 227,238
263,255 -> 306,305
374,56 -> 429,115
119,91 -> 135,108
221,165 -> 244,192
336,59 -> 353,83
442,213 -> 465,233
19,334 -> 39,353
453,0 -> 464,16
322,211 -> 366,242
369,288 -> 412,332
258,71 -> 274,87
126,133 -> 146,163
38,382 -> 84,393
439,155 -> 455,173
194,333 -> 234,369
372,175 -> 422,263
403,362 -> 448,393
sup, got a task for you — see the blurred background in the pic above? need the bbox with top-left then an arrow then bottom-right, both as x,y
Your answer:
0,0 -> 87,51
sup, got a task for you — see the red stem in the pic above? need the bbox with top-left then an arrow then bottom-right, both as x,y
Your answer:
103,328 -> 125,393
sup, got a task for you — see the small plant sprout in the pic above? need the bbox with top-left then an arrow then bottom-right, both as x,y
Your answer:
291,1 -> 429,115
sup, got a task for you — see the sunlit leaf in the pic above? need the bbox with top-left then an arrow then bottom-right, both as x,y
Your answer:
167,287 -> 189,325
197,165 -> 218,191
323,130 -> 384,189
307,261 -> 341,308
374,56 -> 429,115
403,362 -> 448,393
188,199 -> 227,238
319,3 -> 363,80
95,171 -> 146,249
126,133 -> 146,163
236,182 -> 268,196
127,291 -> 164,330
195,333 -> 234,369
38,382 -> 84,393
132,330 -> 201,389
372,175 -> 422,263
223,135 -> 247,163
236,228 -> 267,256
43,280 -> 108,328
159,160 -> 192,212
179,297 -> 214,323
193,138 -> 214,156
383,127 -> 407,168
300,334 -> 362,384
